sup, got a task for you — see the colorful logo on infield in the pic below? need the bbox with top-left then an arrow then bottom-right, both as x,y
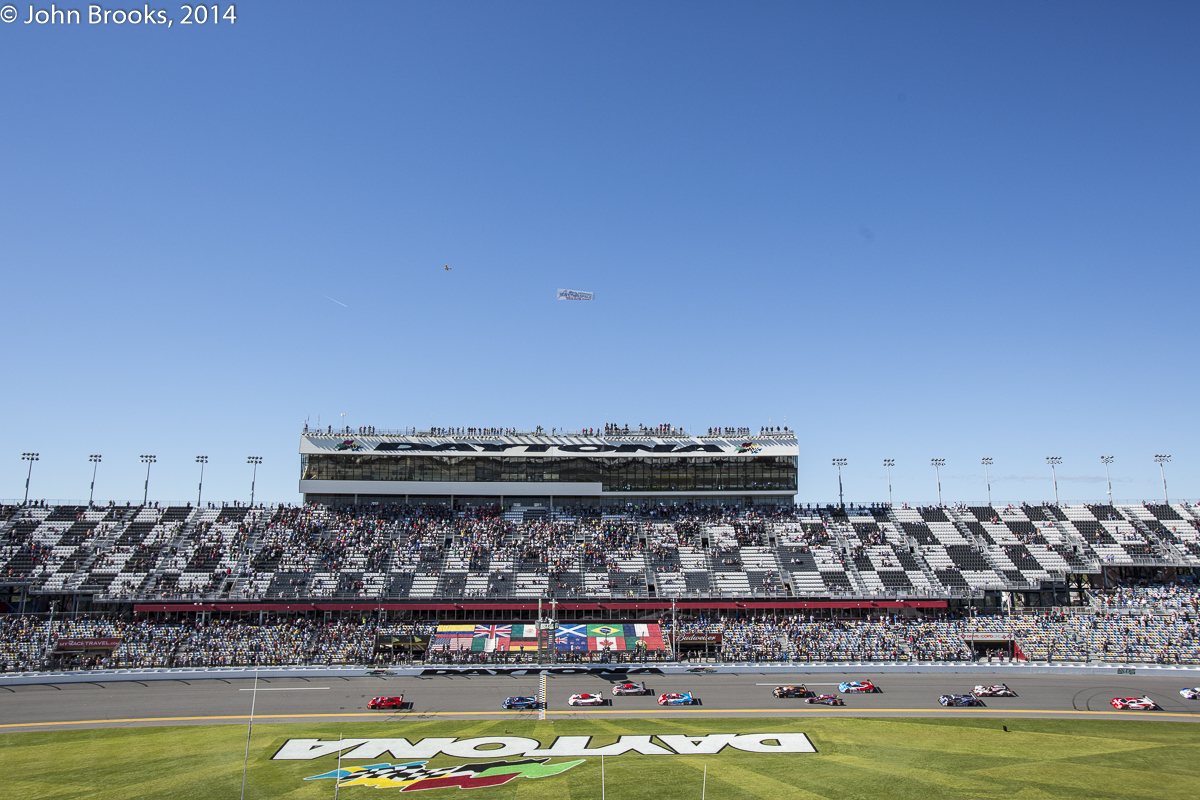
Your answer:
735,442 -> 761,454
306,758 -> 583,792
335,439 -> 363,451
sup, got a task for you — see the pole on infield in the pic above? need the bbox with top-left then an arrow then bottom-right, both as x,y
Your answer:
334,733 -> 342,800
702,764 -> 707,800
601,754 -> 605,800
240,669 -> 258,800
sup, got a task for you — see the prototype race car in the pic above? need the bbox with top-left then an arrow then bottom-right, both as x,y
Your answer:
659,692 -> 698,705
839,680 -> 878,693
973,684 -> 1016,697
1180,687 -> 1200,700
365,669 -> 397,676
568,693 -> 606,706
366,695 -> 404,710
612,682 -> 653,696
939,694 -> 983,707
773,685 -> 812,698
502,696 -> 542,710
805,694 -> 844,706
1111,696 -> 1156,710
686,667 -> 716,674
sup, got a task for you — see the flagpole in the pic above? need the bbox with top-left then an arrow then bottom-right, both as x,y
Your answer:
239,669 -> 258,800
601,754 -> 605,800
702,764 -> 706,800
334,733 -> 342,800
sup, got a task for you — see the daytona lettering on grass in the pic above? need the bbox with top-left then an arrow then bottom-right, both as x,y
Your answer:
273,733 -> 817,760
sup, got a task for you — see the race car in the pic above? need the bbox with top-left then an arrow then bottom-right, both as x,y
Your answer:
1180,687 -> 1200,700
939,694 -> 983,707
805,694 -> 844,706
686,667 -> 716,674
502,696 -> 542,710
658,692 -> 698,705
1110,696 -> 1156,710
365,669 -> 397,676
773,685 -> 812,698
973,684 -> 1016,697
366,695 -> 404,710
568,693 -> 606,706
839,680 -> 878,693
612,682 -> 653,696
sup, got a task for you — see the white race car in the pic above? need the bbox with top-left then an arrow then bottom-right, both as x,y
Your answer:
973,684 -> 1016,697
1180,687 -> 1200,700
568,693 -> 606,706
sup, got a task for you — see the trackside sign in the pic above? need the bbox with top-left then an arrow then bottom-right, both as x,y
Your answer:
275,733 -> 816,760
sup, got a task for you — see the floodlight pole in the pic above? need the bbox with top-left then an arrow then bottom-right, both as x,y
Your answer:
883,459 -> 894,507
140,455 -> 156,506
931,459 -> 945,506
21,453 -> 38,506
833,458 -> 847,508
1155,455 -> 1171,504
87,455 -> 102,508
196,456 -> 208,507
1101,456 -> 1114,505
247,456 -> 262,507
1046,457 -> 1061,505
981,458 -> 993,506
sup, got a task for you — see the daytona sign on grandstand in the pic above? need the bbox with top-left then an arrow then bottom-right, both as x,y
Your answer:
275,733 -> 817,760
300,436 -> 798,458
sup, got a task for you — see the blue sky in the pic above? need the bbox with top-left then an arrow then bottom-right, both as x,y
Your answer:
1,1 -> 1196,506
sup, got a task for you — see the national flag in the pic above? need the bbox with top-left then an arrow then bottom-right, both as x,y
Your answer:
589,636 -> 626,651
555,635 -> 588,652
556,624 -> 587,640
587,624 -> 624,638
470,637 -> 497,652
634,624 -> 651,637
473,624 -> 512,639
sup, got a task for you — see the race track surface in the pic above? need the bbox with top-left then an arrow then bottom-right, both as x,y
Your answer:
3,671 -> 1200,730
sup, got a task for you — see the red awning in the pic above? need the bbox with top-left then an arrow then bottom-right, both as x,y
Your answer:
134,604 -> 216,613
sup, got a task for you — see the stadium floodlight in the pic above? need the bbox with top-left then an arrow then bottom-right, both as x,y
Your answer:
883,459 -> 895,507
832,458 -> 847,508
1100,456 -> 1114,505
140,455 -> 157,506
981,458 -> 993,506
196,456 -> 209,507
1046,457 -> 1062,505
930,459 -> 945,506
1154,455 -> 1171,504
247,456 -> 263,507
20,452 -> 39,506
88,455 -> 102,508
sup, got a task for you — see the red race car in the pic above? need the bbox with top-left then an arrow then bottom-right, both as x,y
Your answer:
367,695 -> 405,710
1110,696 -> 1155,710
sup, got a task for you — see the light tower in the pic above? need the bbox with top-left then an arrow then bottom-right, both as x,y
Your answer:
1046,457 -> 1062,505
196,456 -> 209,507
981,457 -> 993,506
21,453 -> 39,506
140,455 -> 157,506
930,458 -> 945,506
1154,455 -> 1171,504
832,458 -> 847,508
883,459 -> 894,507
1100,456 -> 1114,505
247,456 -> 263,507
87,455 -> 102,508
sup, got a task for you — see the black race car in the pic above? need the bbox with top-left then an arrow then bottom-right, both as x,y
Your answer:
939,693 -> 983,707
773,685 -> 813,698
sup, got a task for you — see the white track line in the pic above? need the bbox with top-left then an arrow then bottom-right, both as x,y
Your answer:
238,687 -> 329,691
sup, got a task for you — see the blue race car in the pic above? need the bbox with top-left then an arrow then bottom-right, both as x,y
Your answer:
503,696 -> 541,709
939,694 -> 983,707
838,680 -> 878,693
658,692 -> 698,706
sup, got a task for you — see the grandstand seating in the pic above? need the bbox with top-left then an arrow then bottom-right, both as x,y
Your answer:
5,501 -> 1200,603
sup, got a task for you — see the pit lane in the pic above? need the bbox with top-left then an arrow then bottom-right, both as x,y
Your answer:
3,670 -> 1199,730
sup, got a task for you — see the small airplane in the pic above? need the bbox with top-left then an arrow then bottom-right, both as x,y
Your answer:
444,264 -> 451,271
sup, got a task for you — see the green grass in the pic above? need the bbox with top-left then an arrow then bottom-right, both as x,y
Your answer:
3,717 -> 1199,799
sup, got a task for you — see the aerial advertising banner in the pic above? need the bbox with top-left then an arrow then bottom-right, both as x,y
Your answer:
556,288 -> 594,300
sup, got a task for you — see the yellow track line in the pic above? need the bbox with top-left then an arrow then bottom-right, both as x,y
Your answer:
2,707 -> 1199,729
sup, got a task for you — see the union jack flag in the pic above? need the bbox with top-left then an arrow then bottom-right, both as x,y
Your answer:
474,624 -> 512,639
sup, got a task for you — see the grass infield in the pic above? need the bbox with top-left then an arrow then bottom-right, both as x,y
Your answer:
2,716 -> 1198,799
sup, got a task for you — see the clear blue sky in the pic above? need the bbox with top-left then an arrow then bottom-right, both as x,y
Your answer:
1,2 -> 1196,506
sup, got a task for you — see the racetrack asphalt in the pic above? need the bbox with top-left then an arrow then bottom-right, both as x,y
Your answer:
3,671 -> 1200,730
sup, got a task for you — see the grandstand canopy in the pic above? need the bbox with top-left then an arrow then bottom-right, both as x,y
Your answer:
299,429 -> 799,507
